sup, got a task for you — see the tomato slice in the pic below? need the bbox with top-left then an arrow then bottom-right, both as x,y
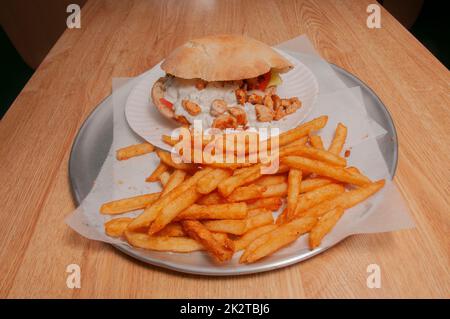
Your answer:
159,98 -> 173,109
258,71 -> 271,91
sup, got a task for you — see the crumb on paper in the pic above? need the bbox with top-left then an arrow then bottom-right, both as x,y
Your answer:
345,149 -> 351,157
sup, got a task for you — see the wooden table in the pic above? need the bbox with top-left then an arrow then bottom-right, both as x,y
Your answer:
1,0 -> 449,298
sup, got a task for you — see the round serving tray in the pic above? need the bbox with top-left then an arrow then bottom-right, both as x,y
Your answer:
69,64 -> 398,276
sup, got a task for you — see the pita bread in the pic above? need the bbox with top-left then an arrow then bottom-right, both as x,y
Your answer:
161,34 -> 293,81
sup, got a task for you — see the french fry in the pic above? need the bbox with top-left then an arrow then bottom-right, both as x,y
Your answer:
328,123 -> 347,155
146,163 -> 169,182
247,208 -> 271,217
244,211 -> 274,232
276,208 -> 288,225
299,178 -> 333,193
347,166 -> 361,175
281,145 -> 347,167
105,217 -> 134,237
100,193 -> 160,215
203,219 -> 246,235
161,169 -> 186,196
233,166 -> 249,175
254,175 -> 287,186
125,231 -> 203,252
158,171 -> 171,186
182,220 -> 234,262
309,206 -> 345,249
128,168 -> 213,230
246,197 -> 283,211
218,164 -> 262,197
227,183 -> 287,202
234,224 -> 277,251
226,184 -> 267,202
155,222 -> 186,237
301,180 -> 385,218
162,134 -> 180,146
261,183 -> 288,198
240,216 -> 317,263
205,162 -> 253,169
281,136 -> 309,148
203,212 -> 273,235
275,164 -> 290,174
309,135 -> 324,150
157,149 -> 197,171
116,142 -> 155,160
211,232 -> 231,243
196,168 -> 232,194
197,191 -> 226,205
287,169 -> 302,219
174,202 -> 247,220
294,184 -> 345,219
282,156 -> 371,186
278,116 -> 328,147
148,186 -> 201,235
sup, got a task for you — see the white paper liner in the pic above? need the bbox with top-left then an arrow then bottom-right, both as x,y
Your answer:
66,35 -> 414,268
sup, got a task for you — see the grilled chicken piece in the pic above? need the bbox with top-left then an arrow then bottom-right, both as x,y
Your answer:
247,93 -> 263,105
265,86 -> 277,96
235,89 -> 247,105
210,99 -> 228,117
228,107 -> 248,126
212,114 -> 238,129
285,97 -> 302,114
271,94 -> 282,111
274,106 -> 287,120
281,99 -> 291,107
263,95 -> 274,109
255,104 -> 274,122
182,100 -> 201,116
289,97 -> 302,109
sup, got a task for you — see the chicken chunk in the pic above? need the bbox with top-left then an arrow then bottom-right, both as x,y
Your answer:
289,97 -> 302,109
263,95 -> 274,109
271,94 -> 282,111
247,93 -> 263,105
182,100 -> 201,116
235,89 -> 247,105
281,99 -> 291,107
210,99 -> 228,117
228,107 -> 248,126
285,97 -> 302,114
274,106 -> 287,120
265,86 -> 277,96
212,114 -> 238,130
255,104 -> 274,122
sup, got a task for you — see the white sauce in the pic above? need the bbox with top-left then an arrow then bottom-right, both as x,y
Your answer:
165,78 -> 239,127
164,77 -> 276,129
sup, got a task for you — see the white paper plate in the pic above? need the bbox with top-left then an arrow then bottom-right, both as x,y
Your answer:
125,50 -> 319,151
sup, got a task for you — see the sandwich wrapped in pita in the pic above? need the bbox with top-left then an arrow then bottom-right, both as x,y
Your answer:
151,34 -> 302,129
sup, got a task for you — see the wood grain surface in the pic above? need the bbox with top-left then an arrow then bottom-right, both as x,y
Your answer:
0,0 -> 449,298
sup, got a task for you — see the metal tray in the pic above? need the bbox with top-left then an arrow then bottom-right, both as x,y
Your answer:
69,64 -> 398,275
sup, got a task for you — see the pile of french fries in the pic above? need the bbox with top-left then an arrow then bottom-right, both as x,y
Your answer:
102,116 -> 385,264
